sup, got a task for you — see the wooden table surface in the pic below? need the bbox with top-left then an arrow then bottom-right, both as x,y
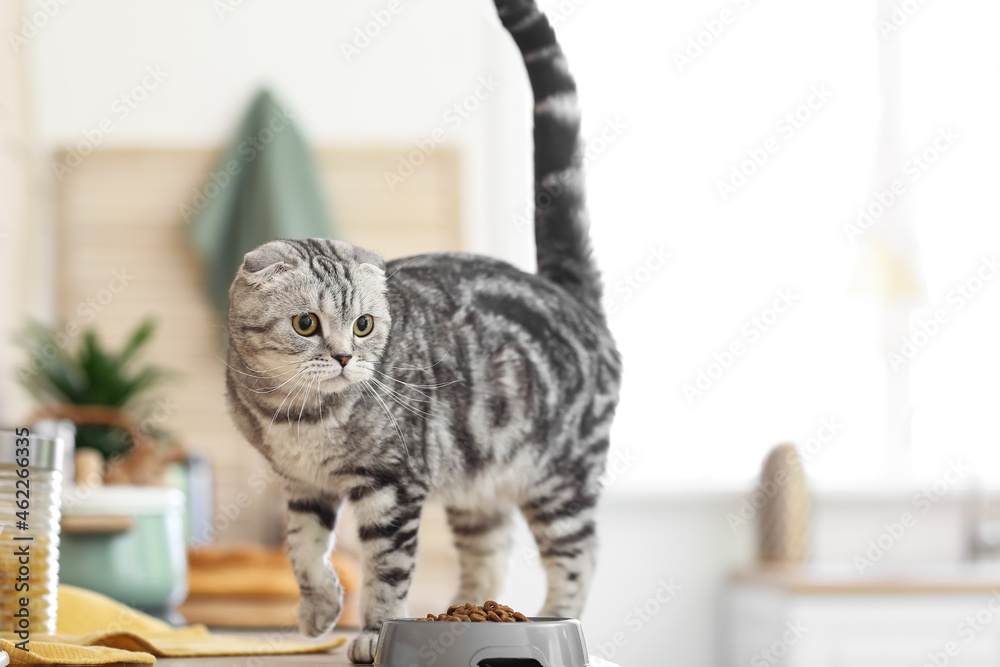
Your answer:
732,562 -> 1000,594
156,630 -> 356,667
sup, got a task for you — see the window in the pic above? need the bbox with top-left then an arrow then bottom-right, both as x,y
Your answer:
539,0 -> 1000,483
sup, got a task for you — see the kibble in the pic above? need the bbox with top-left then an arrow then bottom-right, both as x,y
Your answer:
419,601 -> 532,622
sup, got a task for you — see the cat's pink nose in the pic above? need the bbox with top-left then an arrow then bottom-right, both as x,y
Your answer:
333,354 -> 352,368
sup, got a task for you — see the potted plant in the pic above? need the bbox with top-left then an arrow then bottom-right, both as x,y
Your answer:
16,318 -> 183,485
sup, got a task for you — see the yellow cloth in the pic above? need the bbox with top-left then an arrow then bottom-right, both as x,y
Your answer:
1,584 -> 346,665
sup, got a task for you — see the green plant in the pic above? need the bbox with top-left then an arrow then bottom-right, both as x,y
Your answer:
17,319 -> 173,459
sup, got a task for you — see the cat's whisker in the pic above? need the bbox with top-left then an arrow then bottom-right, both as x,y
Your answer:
233,368 -> 302,390
368,346 -> 454,374
286,373 -> 312,422
368,378 -> 431,418
370,369 -> 460,396
263,372 -> 308,443
242,359 -> 309,374
362,359 -> 449,388
210,313 -> 240,339
218,356 -> 306,380
272,375 -> 306,417
362,381 -> 410,463
369,372 -> 435,403
316,378 -> 324,422
297,377 -> 315,443
240,368 -> 310,394
383,255 -> 424,282
369,380 -> 433,414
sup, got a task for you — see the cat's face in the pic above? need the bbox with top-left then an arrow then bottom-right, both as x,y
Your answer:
228,239 -> 391,395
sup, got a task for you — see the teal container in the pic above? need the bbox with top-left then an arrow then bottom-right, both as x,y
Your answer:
59,486 -> 187,611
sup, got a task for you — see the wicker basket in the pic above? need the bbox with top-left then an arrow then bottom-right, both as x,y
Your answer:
30,404 -> 185,485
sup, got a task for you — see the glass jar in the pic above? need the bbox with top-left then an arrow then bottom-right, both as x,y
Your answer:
0,430 -> 64,639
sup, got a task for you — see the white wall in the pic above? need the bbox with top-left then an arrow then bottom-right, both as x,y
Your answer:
1,0 -> 535,424
27,0 -> 533,260
0,3 -> 29,422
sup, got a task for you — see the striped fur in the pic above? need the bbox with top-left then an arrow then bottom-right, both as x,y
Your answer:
224,2 -> 620,663
495,0 -> 602,308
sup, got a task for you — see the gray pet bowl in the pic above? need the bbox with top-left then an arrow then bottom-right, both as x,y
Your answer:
373,617 -> 590,667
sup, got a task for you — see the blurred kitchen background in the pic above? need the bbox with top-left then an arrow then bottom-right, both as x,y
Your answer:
2,0 -> 1000,665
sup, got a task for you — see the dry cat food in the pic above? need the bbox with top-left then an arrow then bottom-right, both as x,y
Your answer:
420,600 -> 532,623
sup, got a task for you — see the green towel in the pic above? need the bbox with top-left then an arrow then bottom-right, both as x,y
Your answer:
187,89 -> 336,326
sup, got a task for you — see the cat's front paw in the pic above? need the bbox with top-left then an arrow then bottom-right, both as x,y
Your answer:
298,582 -> 344,637
347,631 -> 380,664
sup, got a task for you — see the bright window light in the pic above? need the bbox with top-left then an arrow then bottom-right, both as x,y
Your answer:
543,0 -> 1000,484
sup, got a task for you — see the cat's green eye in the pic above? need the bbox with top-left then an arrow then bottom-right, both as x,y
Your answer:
292,313 -> 319,336
353,314 -> 374,337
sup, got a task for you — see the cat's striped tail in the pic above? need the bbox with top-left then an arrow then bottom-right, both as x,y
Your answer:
494,0 -> 603,310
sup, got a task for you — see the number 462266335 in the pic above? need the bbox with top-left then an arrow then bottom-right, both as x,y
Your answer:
14,426 -> 30,528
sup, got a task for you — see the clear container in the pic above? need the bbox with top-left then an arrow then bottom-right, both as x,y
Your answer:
0,430 -> 64,639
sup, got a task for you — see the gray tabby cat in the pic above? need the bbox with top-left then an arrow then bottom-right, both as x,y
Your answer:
225,0 -> 621,661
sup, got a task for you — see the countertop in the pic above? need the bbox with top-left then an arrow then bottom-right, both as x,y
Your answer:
157,630 -> 356,667
732,562 -> 1000,594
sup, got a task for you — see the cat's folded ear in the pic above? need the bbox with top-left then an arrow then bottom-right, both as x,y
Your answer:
240,240 -> 296,287
351,246 -> 386,272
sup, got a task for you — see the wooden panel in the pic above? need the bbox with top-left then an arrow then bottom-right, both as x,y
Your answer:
54,146 -> 463,547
